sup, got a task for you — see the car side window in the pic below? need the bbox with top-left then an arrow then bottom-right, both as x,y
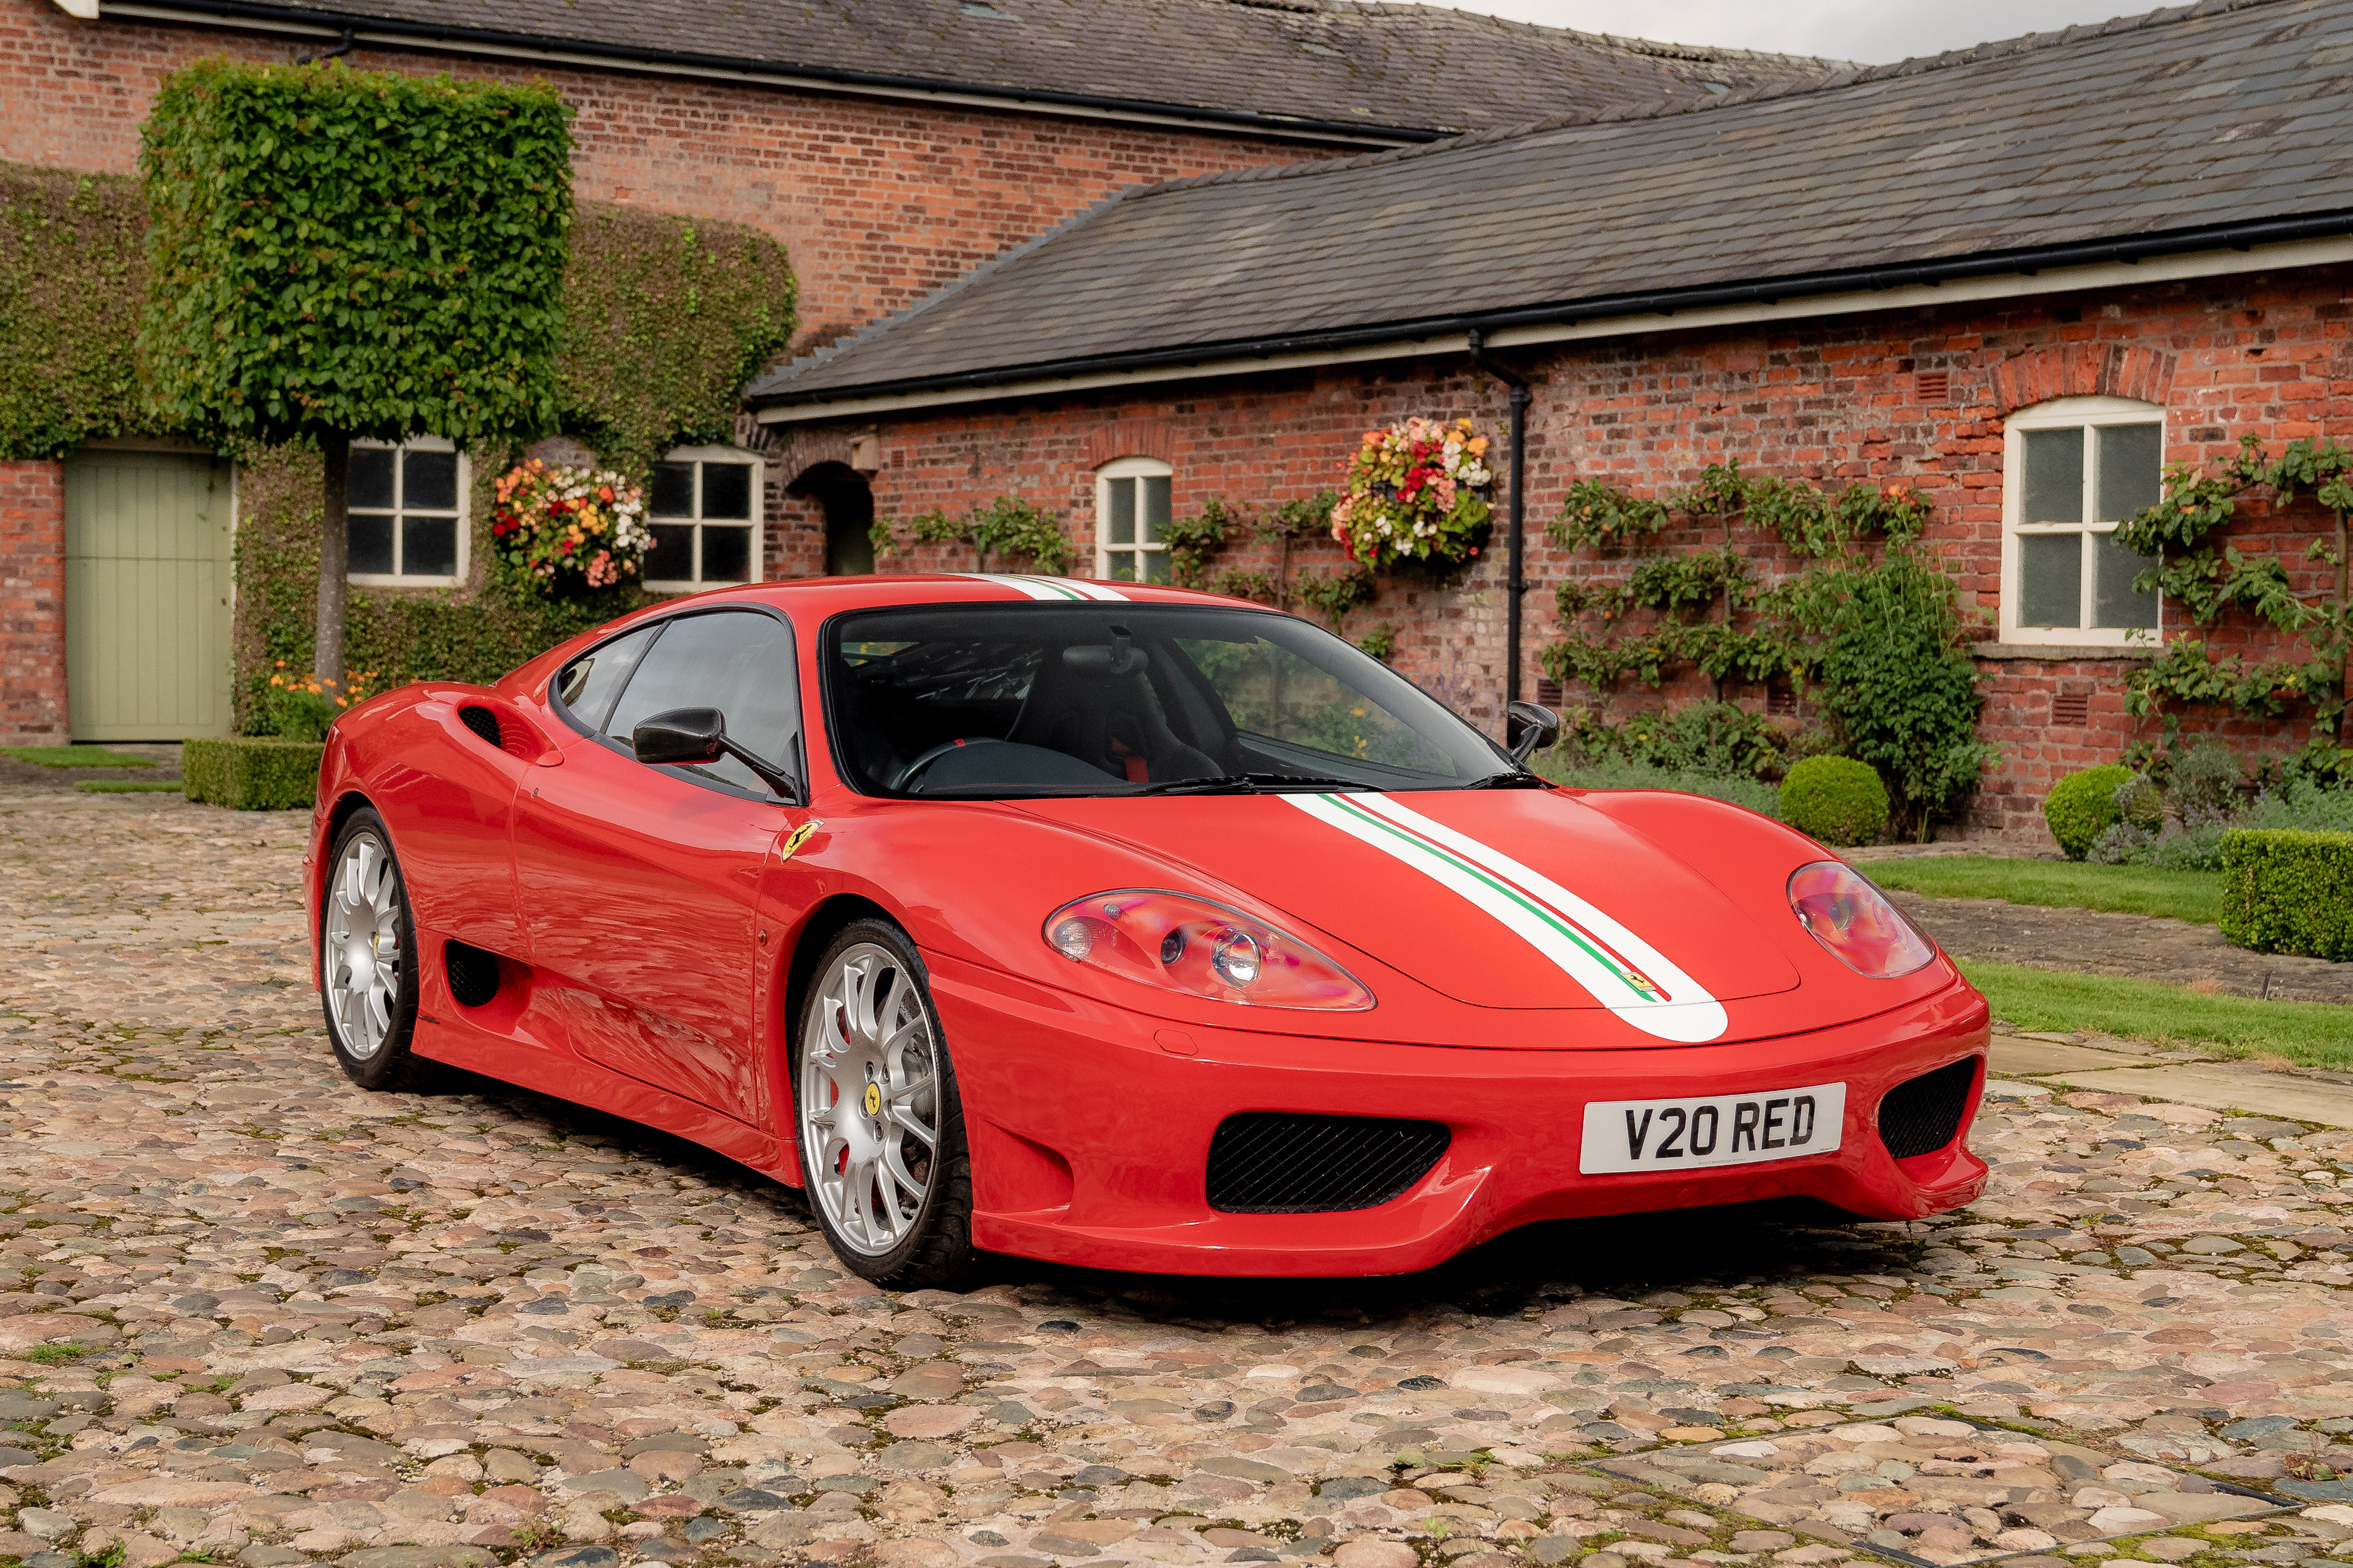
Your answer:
554,625 -> 658,733
602,610 -> 800,794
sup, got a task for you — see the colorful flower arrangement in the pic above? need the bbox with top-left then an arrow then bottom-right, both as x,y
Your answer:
491,459 -> 651,595
1330,416 -> 1494,571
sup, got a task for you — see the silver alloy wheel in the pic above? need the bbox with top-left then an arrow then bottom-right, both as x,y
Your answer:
324,830 -> 404,1061
801,942 -> 940,1255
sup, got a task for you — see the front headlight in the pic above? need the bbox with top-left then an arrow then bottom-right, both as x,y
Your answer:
1787,860 -> 1936,978
1043,889 -> 1374,1010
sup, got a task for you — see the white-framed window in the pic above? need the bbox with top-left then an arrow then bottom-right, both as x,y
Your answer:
1095,457 -> 1172,584
647,446 -> 763,592
2001,396 -> 2164,645
348,437 -> 466,587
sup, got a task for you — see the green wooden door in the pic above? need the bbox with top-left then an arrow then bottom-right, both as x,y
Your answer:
65,450 -> 235,741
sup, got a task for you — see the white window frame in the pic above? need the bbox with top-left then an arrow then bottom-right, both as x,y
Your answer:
645,445 -> 766,594
1094,456 -> 1173,585
347,436 -> 468,589
2000,395 -> 2166,648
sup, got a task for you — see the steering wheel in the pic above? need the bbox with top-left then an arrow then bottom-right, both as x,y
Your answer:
895,738 -> 993,792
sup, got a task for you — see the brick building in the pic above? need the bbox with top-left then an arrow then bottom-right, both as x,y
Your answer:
2,0 -> 1825,744
747,0 -> 2353,842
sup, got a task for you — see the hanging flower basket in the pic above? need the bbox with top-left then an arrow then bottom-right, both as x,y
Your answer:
1330,416 -> 1494,572
491,459 -> 651,596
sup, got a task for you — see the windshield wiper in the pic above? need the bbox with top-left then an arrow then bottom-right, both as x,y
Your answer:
1132,771 -> 1372,795
1457,770 -> 1551,789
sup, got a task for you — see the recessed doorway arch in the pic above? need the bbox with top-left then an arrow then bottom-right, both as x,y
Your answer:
789,461 -> 875,576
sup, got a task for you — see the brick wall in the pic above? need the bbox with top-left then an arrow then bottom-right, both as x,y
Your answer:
0,0 -> 1342,352
0,458 -> 65,744
795,263 -> 2353,845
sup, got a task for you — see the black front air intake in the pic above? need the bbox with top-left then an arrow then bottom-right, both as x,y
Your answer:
444,939 -> 502,1008
1206,1113 -> 1450,1214
1878,1058 -> 1978,1160
458,705 -> 504,748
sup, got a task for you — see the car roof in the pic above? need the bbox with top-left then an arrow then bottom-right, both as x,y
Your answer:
658,573 -> 1282,616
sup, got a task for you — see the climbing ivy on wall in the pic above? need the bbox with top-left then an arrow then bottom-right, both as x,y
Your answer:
0,155 -> 798,720
557,205 -> 799,475
0,167 -> 155,457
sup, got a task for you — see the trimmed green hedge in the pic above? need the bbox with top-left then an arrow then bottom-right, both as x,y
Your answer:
1780,755 -> 1888,847
2044,763 -> 2134,860
183,737 -> 323,811
2219,828 -> 2353,961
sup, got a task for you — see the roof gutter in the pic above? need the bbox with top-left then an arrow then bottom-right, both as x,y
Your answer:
92,0 -> 1444,148
750,208 -> 2353,411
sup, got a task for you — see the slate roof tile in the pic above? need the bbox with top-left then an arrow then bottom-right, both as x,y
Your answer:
214,0 -> 1837,138
753,0 -> 2353,406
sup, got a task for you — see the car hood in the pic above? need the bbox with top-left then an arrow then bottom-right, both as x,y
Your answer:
1013,788 -> 1801,1044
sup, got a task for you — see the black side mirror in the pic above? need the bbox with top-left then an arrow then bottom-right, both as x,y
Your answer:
1506,699 -> 1562,765
632,707 -> 727,766
632,707 -> 802,801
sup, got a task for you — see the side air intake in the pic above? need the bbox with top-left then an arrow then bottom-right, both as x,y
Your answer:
444,939 -> 502,1008
1206,1113 -> 1449,1214
458,705 -> 503,748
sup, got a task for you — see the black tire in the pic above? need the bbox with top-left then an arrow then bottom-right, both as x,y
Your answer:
318,807 -> 439,1092
791,919 -> 975,1289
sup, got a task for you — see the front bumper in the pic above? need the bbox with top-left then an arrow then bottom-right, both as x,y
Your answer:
930,954 -> 1988,1276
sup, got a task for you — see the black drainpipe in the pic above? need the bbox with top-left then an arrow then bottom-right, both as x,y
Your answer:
1465,330 -> 1532,710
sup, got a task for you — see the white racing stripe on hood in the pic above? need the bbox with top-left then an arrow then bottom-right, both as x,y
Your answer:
1282,791 -> 1730,1043
959,573 -> 1129,601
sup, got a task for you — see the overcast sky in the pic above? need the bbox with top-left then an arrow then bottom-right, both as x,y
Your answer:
1419,0 -> 2153,63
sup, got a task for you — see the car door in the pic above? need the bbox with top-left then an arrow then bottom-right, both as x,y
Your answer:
514,606 -> 808,1123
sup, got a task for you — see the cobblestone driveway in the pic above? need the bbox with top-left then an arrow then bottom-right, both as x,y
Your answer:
2,788 -> 2351,1568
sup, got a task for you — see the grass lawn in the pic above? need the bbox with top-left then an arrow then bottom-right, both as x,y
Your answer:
1960,959 -> 2353,1071
1867,855 -> 2222,925
74,779 -> 185,794
0,744 -> 156,769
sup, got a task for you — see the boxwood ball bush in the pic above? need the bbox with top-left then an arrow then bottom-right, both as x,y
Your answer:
2220,829 -> 2353,961
2044,763 -> 2136,860
1779,755 -> 1889,847
183,737 -> 324,811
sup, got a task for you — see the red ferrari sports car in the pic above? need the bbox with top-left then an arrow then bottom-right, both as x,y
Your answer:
306,574 -> 1987,1286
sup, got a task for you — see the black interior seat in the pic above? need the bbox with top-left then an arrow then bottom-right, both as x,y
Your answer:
1006,642 -> 1218,783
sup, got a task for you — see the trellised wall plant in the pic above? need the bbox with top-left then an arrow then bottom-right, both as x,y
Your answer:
2111,434 -> 2352,760
1163,491 -> 1377,632
871,496 -> 1075,575
1545,464 -> 1993,839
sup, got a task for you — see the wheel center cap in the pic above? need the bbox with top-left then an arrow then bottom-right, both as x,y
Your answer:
862,1082 -> 882,1116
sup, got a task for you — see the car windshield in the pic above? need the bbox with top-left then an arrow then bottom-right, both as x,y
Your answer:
825,603 -> 1515,797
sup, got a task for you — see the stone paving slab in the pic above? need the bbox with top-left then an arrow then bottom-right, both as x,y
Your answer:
1986,1043 -> 2155,1079
2016,1069 -> 2353,1133
4,783 -> 2353,1568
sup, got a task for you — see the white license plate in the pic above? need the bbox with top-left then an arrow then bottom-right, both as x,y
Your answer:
1579,1082 -> 1846,1174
